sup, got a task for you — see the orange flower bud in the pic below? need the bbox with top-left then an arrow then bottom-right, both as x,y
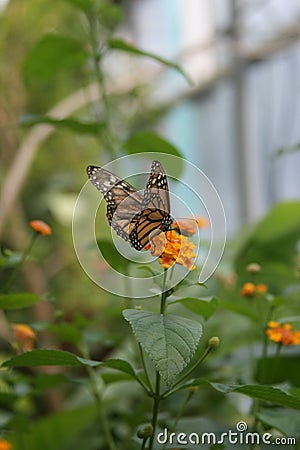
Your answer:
29,220 -> 52,236
241,282 -> 256,297
12,324 -> 36,352
256,283 -> 267,294
0,440 -> 12,450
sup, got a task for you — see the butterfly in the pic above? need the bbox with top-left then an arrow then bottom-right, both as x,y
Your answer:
86,160 -> 173,250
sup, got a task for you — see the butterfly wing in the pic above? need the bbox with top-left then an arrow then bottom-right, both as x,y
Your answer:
86,165 -> 144,243
129,160 -> 173,250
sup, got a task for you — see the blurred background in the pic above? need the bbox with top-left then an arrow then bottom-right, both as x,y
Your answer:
1,0 -> 300,301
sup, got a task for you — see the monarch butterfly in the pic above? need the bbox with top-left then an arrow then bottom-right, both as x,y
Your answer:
86,160 -> 173,250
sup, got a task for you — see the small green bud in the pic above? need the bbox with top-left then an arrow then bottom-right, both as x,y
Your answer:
137,424 -> 153,439
208,336 -> 220,349
135,305 -> 142,310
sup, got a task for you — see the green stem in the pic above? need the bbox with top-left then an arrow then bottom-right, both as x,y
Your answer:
2,233 -> 38,292
160,269 -> 168,314
164,345 -> 213,397
81,346 -> 116,450
141,438 -> 148,450
147,269 -> 168,450
87,12 -> 115,158
173,389 -> 194,429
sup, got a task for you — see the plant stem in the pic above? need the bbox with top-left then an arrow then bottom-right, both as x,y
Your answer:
3,233 -> 38,292
148,373 -> 161,450
81,346 -> 116,450
87,12 -> 116,158
164,345 -> 213,397
160,268 -> 168,314
147,269 -> 168,450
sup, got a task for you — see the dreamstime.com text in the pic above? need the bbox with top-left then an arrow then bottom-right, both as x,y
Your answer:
157,422 -> 296,446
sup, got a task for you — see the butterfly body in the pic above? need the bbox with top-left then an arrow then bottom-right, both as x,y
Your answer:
86,160 -> 173,250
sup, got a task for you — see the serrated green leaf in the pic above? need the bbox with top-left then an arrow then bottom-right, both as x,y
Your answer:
2,349 -> 99,368
108,38 -> 191,84
0,293 -> 40,310
20,115 -> 105,135
123,309 -> 202,385
170,297 -> 219,319
22,34 -> 87,84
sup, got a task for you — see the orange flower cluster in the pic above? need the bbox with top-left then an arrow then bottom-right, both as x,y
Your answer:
266,321 -> 300,346
29,220 -> 52,236
173,215 -> 208,236
12,324 -> 37,352
240,282 -> 268,297
0,440 -> 12,450
150,230 -> 196,270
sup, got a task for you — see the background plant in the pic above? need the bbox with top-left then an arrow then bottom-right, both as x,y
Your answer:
1,1 -> 300,449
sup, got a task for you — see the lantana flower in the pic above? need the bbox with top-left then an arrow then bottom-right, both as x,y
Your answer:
266,321 -> 300,346
150,230 -> 197,270
241,282 -> 268,297
173,215 -> 208,236
0,439 -> 12,450
29,220 -> 52,236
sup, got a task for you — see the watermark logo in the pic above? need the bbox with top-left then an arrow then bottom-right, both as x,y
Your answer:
157,422 -> 296,446
72,153 -> 226,297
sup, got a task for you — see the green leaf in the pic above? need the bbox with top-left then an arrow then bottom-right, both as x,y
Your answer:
256,355 -> 300,386
101,372 -> 133,384
97,239 -> 129,271
170,297 -> 219,320
124,131 -> 182,158
0,293 -> 40,310
123,309 -> 202,385
221,300 -> 259,321
108,38 -> 192,84
2,349 -> 99,368
234,202 -> 300,292
20,115 -> 105,135
188,380 -> 300,410
22,34 -> 87,84
100,358 -> 136,377
257,408 -> 300,437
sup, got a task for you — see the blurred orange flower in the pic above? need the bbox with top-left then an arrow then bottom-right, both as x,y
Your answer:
241,282 -> 268,297
266,321 -> 300,346
12,324 -> 37,352
173,216 -> 208,236
241,282 -> 256,297
256,283 -> 268,294
0,440 -> 12,450
29,220 -> 52,236
195,215 -> 209,228
151,230 -> 196,270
